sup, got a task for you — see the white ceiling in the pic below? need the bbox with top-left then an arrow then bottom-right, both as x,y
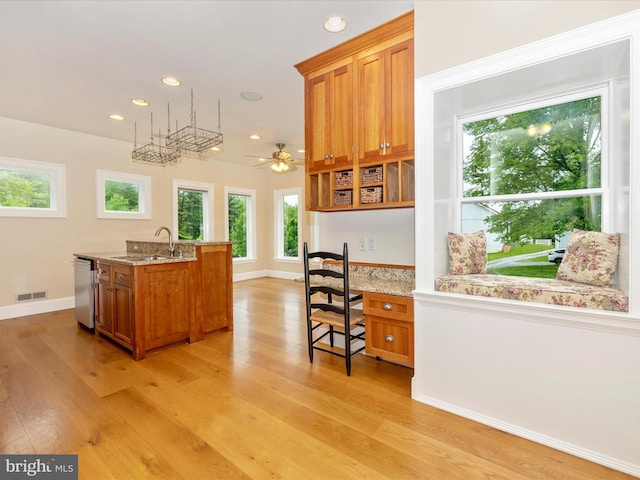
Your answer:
0,0 -> 414,168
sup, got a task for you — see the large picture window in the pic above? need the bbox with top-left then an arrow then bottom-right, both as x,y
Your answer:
0,156 -> 66,217
225,187 -> 256,261
274,187 -> 301,261
459,90 -> 606,278
172,179 -> 213,241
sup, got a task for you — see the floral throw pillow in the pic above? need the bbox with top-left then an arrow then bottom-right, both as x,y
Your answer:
556,229 -> 621,287
448,231 -> 487,275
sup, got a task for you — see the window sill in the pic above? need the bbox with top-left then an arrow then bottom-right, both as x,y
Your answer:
413,289 -> 640,336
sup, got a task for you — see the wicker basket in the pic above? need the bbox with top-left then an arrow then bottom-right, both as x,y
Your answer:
361,166 -> 383,185
333,190 -> 353,206
334,170 -> 353,187
360,186 -> 383,204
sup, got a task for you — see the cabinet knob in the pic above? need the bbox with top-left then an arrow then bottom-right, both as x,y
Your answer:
379,143 -> 384,149
384,334 -> 395,342
329,153 -> 334,159
118,273 -> 125,279
324,154 -> 329,160
383,303 -> 392,310
385,142 -> 391,148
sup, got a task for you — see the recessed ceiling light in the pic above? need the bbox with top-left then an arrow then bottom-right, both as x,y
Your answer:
108,114 -> 125,121
323,16 -> 347,33
250,134 -> 261,140
241,91 -> 263,101
161,76 -> 181,87
210,146 -> 221,151
297,149 -> 305,154
131,98 -> 149,106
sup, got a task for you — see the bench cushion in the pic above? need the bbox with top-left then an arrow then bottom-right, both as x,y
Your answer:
435,274 -> 628,312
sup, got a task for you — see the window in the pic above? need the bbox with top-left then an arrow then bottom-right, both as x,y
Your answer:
96,170 -> 151,219
274,187 -> 301,261
225,187 -> 256,261
172,179 -> 213,241
459,90 -> 606,278
421,37 -> 630,297
0,156 -> 66,217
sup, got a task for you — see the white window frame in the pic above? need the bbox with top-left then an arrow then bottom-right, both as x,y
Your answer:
0,156 -> 66,218
96,169 -> 151,220
224,186 -> 256,263
456,85 -> 610,235
274,187 -> 302,262
172,179 -> 214,241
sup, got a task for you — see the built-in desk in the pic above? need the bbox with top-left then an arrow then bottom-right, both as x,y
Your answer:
317,261 -> 415,367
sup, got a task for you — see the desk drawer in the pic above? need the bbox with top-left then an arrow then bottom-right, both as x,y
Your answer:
365,315 -> 414,366
363,292 -> 413,322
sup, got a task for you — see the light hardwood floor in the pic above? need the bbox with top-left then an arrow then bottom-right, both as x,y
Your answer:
0,277 -> 633,479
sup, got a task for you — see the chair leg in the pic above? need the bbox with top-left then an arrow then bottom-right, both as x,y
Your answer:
345,330 -> 352,376
307,322 -> 314,364
329,325 -> 334,347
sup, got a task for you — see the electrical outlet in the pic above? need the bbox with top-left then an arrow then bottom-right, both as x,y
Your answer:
367,237 -> 376,251
359,237 -> 367,251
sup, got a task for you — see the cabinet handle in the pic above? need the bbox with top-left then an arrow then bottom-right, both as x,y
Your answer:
118,273 -> 125,279
383,303 -> 392,310
384,334 -> 395,342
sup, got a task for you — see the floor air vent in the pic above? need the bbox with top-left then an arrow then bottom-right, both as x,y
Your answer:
15,291 -> 48,303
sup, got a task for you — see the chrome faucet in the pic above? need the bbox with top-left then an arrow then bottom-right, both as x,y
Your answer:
154,226 -> 175,257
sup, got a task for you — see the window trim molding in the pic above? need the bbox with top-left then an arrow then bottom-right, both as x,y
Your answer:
0,156 -> 66,218
172,179 -> 214,241
274,187 -> 302,262
224,186 -> 257,262
415,11 -> 640,317
96,169 -> 151,220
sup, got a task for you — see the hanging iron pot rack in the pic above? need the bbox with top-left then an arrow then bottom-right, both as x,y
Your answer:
132,90 -> 223,165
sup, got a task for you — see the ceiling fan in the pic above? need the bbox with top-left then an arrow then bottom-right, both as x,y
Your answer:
245,143 -> 303,173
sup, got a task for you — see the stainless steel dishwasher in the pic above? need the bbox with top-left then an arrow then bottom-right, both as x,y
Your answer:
74,257 -> 95,328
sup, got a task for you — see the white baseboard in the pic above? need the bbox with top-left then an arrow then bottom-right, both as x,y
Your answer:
233,270 -> 303,282
412,393 -> 640,478
0,296 -> 75,321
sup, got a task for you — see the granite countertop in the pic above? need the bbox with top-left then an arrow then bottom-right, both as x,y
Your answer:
74,251 -> 197,266
315,262 -> 415,297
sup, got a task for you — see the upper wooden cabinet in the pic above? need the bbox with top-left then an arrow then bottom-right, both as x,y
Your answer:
306,61 -> 354,171
358,39 -> 414,163
295,11 -> 414,211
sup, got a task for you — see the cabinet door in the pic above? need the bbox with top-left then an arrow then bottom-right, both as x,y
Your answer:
96,278 -> 113,334
306,63 -> 353,171
358,51 -> 386,161
113,284 -> 133,346
385,39 -> 414,157
358,39 -> 414,162
306,72 -> 329,170
199,245 -> 233,333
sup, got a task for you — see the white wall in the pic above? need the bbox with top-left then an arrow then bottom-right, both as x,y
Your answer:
318,208 -> 415,265
413,2 -> 640,476
0,116 -> 309,317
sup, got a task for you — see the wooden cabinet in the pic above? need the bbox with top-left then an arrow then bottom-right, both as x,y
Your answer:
193,244 -> 233,338
296,11 -> 414,211
96,262 -> 133,349
358,39 -> 414,163
363,292 -> 414,367
306,61 -> 354,172
95,259 -> 195,360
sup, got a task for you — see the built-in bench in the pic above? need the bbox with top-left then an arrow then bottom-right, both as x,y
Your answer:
435,274 -> 628,312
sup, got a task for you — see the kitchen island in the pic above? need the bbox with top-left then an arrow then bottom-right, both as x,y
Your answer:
75,241 -> 233,360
